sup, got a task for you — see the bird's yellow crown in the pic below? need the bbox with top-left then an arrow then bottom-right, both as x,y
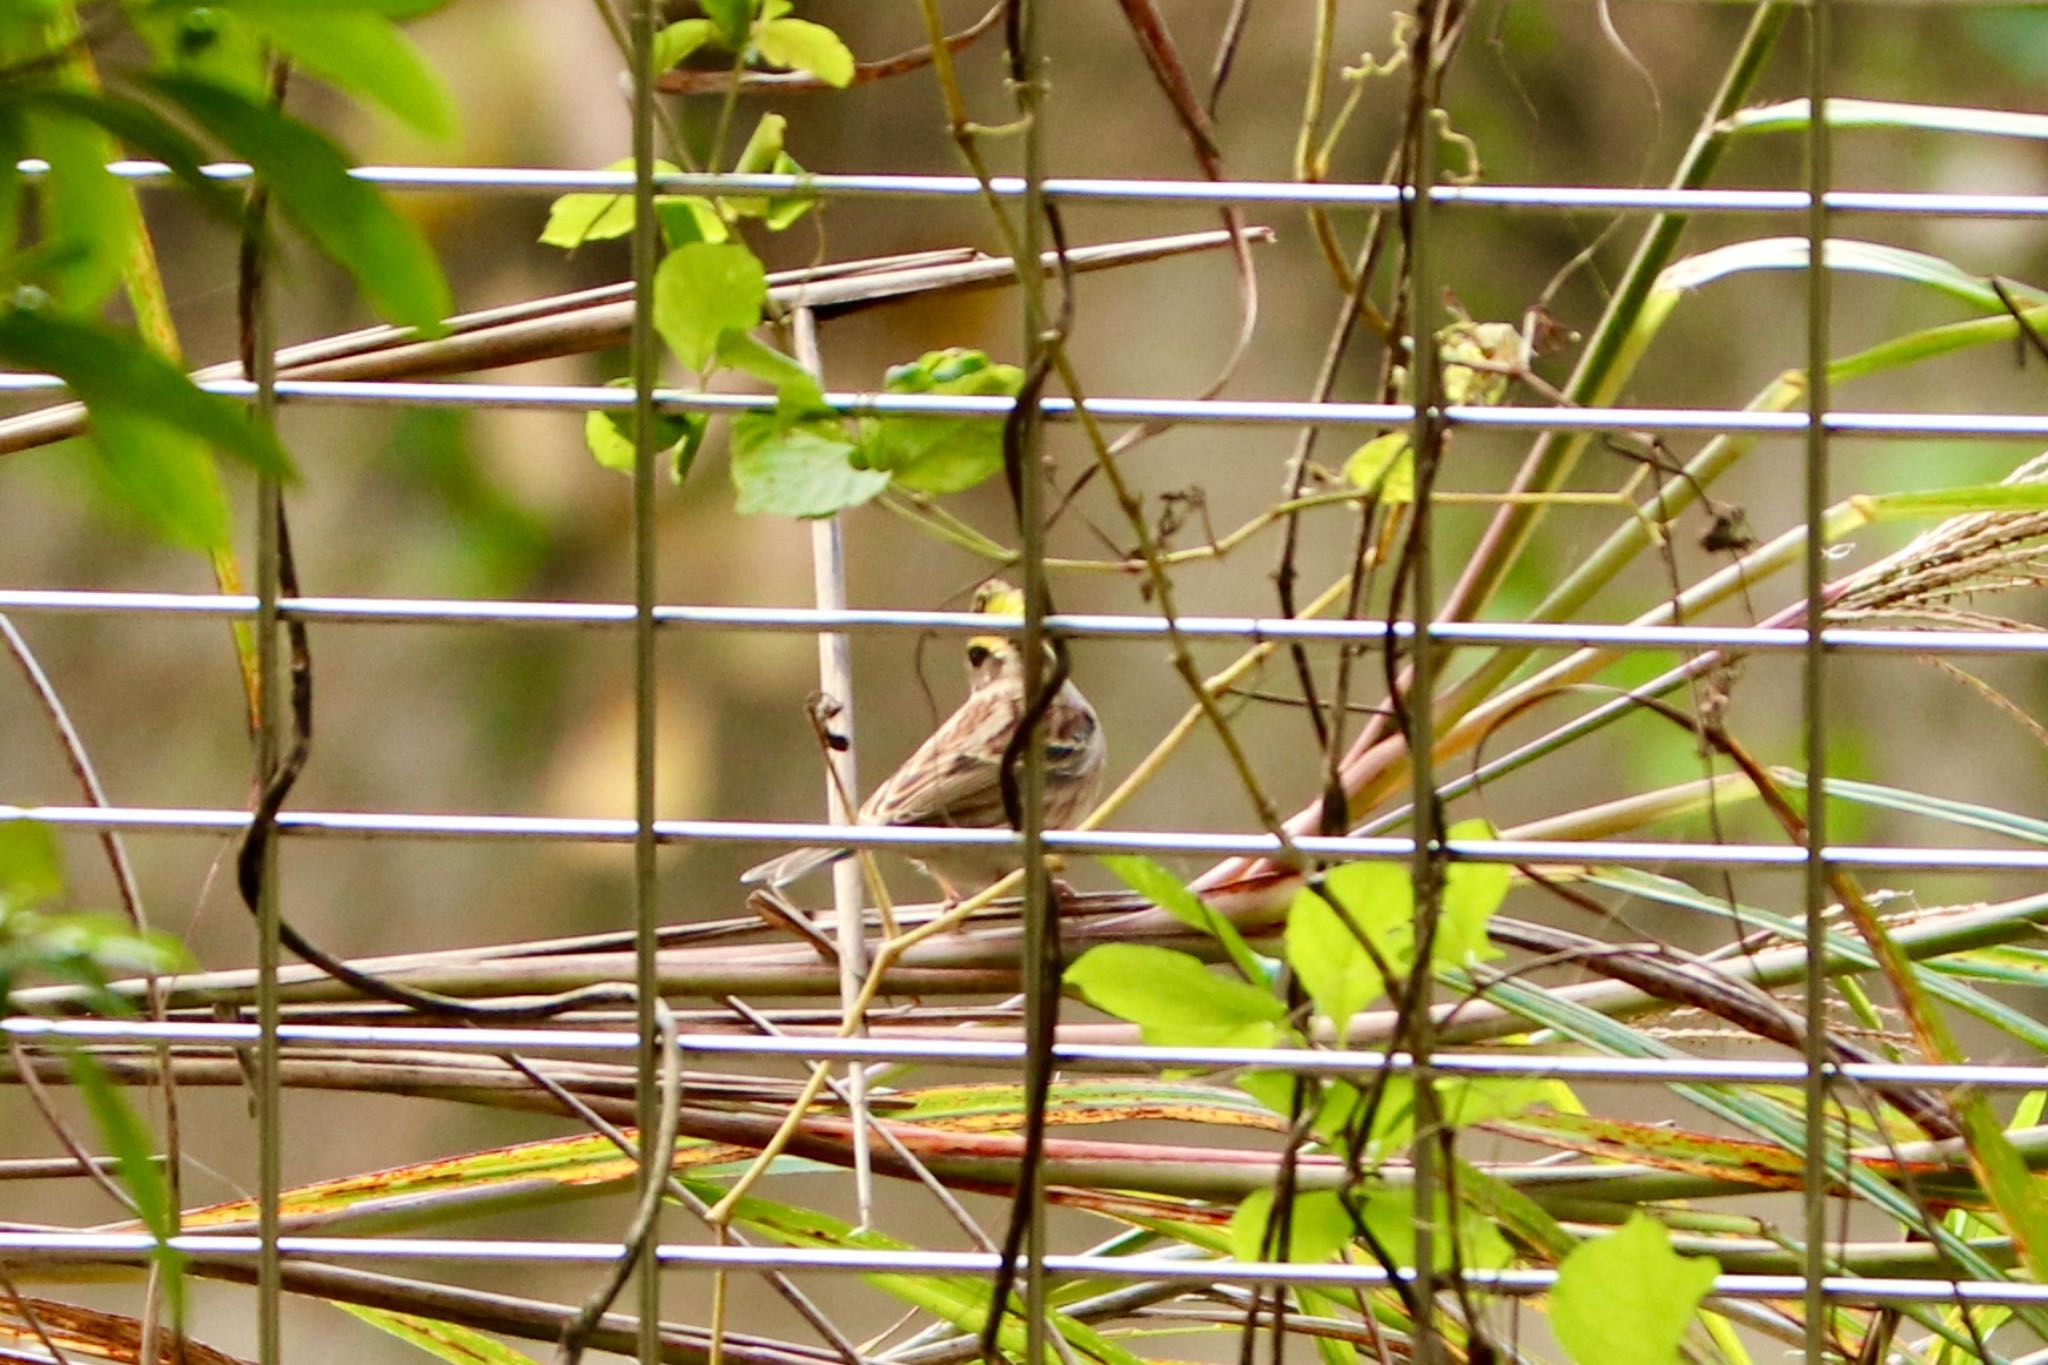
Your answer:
973,579 -> 1026,619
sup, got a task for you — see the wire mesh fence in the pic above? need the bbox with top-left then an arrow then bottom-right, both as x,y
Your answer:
6,2 -> 2048,1364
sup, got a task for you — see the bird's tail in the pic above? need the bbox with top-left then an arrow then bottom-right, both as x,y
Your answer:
740,845 -> 849,888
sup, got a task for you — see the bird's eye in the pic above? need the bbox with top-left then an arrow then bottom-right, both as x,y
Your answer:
966,643 -> 992,667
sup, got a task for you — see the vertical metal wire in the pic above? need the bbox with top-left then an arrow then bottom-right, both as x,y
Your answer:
250,210 -> 284,1365
628,0 -> 664,1357
1403,74 -> 1443,1365
788,305 -> 874,1226
1013,0 -> 1053,1352
1800,1 -> 1835,1355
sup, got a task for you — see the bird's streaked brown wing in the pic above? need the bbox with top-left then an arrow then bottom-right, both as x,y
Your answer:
857,688 -> 1020,830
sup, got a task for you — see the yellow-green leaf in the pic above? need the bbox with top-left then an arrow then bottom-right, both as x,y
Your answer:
1437,817 -> 1508,966
652,240 -> 765,371
1285,890 -> 1384,1042
231,8 -> 457,139
1066,943 -> 1284,1049
540,158 -> 681,249
654,17 -> 720,69
1360,1187 -> 1512,1271
1230,1189 -> 1352,1263
730,414 -> 886,518
1343,432 -> 1414,502
1552,1214 -> 1718,1365
753,17 -> 853,87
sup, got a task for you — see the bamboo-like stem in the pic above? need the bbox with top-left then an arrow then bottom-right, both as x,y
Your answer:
0,233 -> 1263,461
787,306 -> 874,1228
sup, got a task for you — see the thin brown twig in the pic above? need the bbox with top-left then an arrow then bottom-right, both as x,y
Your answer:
7,1041 -> 140,1219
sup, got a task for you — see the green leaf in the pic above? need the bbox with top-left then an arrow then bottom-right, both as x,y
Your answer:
654,195 -> 729,247
541,195 -> 632,248
1436,1074 -> 1561,1130
1285,890 -> 1384,1042
1343,432 -> 1414,502
84,408 -> 234,550
583,391 -> 705,480
654,17 -> 720,69
1065,943 -> 1285,1049
69,1053 -> 180,1245
0,308 -> 290,479
1101,855 -> 1267,984
1311,1075 -> 1416,1154
730,414 -> 887,518
0,107 -> 24,265
672,417 -> 710,484
0,308 -> 291,549
540,159 -> 683,249
5,86 -> 239,223
1359,1187 -> 1512,1272
24,101 -> 133,309
1229,1189 -> 1351,1264
759,152 -> 816,231
857,348 -> 1023,494
721,119 -> 814,229
145,74 -> 451,331
1310,1074 -> 1552,1157
0,0 -> 65,33
698,0 -> 754,46
1551,1214 -> 1718,1365
733,112 -> 786,174
1320,860 -> 1414,930
1235,1069 -> 1308,1120
753,17 -> 853,86
0,907 -> 187,1006
1437,818 -> 1508,966
132,6 -> 268,94
716,331 -> 827,418
68,1052 -> 186,1315
205,0 -> 453,16
229,9 -> 457,139
653,240 -> 765,371
0,823 -> 64,911
1288,858 -> 1416,1030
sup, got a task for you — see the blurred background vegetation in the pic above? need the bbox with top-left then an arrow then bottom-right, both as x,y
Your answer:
5,2 -> 2048,1358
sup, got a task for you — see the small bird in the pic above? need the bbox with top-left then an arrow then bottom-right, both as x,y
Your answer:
742,633 -> 1106,900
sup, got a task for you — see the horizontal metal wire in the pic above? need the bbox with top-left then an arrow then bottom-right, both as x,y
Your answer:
27,161 -> 2048,218
7,802 -> 2048,870
8,1015 -> 2048,1091
4,373 -> 2046,440
0,1232 -> 2037,1304
6,590 -> 2048,660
